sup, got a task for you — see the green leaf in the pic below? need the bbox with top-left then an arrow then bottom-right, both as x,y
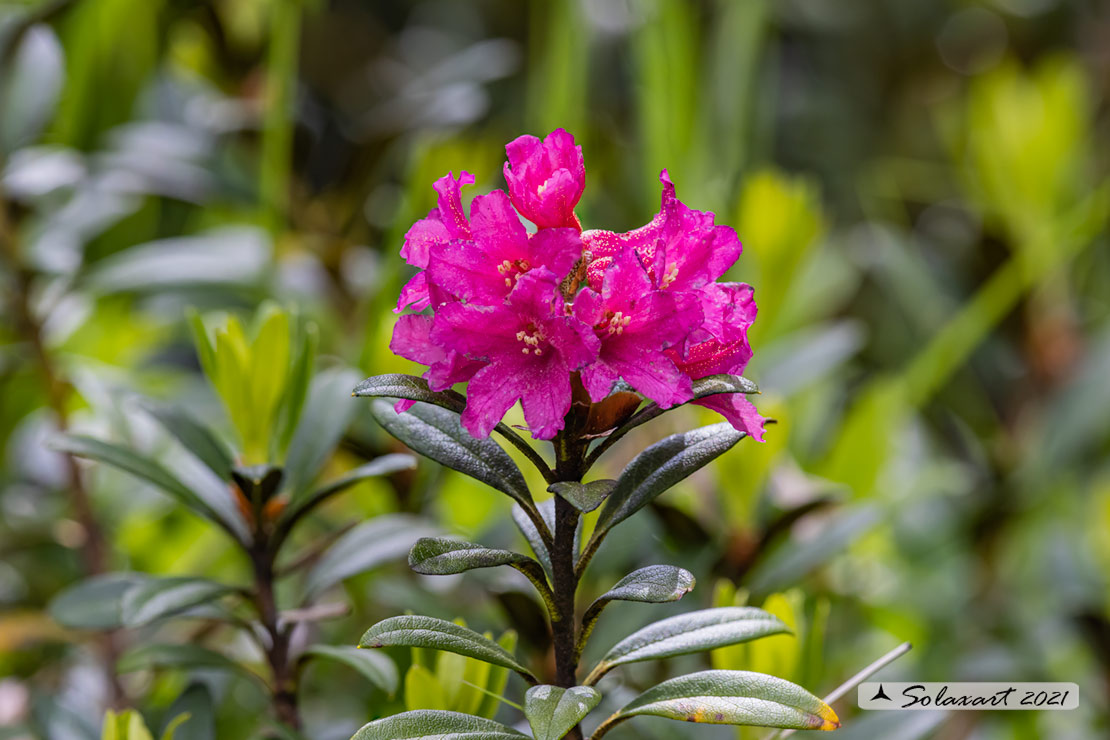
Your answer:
50,434 -> 247,542
524,685 -> 601,740
303,514 -> 435,597
284,368 -> 360,497
159,712 -> 192,740
142,402 -> 233,481
117,643 -> 247,678
48,572 -> 149,629
248,303 -> 291,443
591,423 -> 744,542
746,504 -> 881,594
302,645 -> 398,696
408,538 -> 534,576
275,321 -> 317,456
547,480 -> 615,513
595,565 -> 695,605
0,25 -> 64,152
690,374 -> 760,398
369,400 -> 531,506
120,576 -> 236,628
102,710 -> 154,740
512,503 -> 552,577
585,607 -> 789,685
404,664 -> 449,712
353,373 -> 466,413
163,684 -> 215,740
359,615 -> 537,684
351,710 -> 527,740
278,454 -> 417,536
602,670 -> 839,732
476,632 -> 518,719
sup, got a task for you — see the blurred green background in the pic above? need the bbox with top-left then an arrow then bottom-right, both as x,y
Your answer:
1,0 -> 1108,738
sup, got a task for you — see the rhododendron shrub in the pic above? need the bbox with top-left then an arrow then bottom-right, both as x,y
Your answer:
352,130 -> 837,740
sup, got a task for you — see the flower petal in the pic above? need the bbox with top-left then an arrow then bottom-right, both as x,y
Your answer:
461,360 -> 525,438
431,301 -> 519,360
528,227 -> 583,283
519,353 -> 574,439
395,271 -> 430,313
504,128 -> 585,229
694,393 -> 766,442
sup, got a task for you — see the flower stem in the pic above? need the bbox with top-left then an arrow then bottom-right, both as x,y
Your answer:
551,430 -> 588,739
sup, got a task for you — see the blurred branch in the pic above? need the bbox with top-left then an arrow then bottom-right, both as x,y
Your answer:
0,183 -> 125,707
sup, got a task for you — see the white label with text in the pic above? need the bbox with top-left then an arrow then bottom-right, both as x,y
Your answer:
858,682 -> 1079,710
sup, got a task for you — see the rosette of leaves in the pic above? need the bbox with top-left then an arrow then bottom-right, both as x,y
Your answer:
49,306 -> 428,733
349,372 -> 839,739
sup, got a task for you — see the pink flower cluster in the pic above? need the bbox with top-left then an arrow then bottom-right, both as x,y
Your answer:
391,129 -> 765,442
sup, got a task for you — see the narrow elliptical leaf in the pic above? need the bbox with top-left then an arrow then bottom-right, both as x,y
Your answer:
585,607 -> 789,685
351,710 -> 527,740
524,685 -> 601,740
358,615 -> 537,684
594,670 -> 838,736
369,400 -> 532,507
302,645 -> 399,696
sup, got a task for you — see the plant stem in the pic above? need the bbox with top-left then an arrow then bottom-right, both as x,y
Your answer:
252,544 -> 301,729
551,431 -> 587,739
551,494 -> 580,688
0,186 -> 125,707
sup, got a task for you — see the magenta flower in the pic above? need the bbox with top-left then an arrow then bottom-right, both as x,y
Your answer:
428,190 -> 582,305
574,248 -> 701,407
582,170 -> 740,293
388,129 -> 764,442
666,283 -> 766,441
430,269 -> 599,439
391,314 -> 485,393
504,128 -> 585,230
396,171 -> 475,313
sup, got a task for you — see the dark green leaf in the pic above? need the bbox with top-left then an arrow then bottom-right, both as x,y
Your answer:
524,685 -> 601,740
163,684 -> 216,740
595,565 -> 695,605
351,710 -> 527,740
369,400 -> 531,506
586,607 -> 789,684
358,615 -> 536,683
275,321 -> 317,456
746,505 -> 881,594
605,670 -> 838,731
408,537 -> 533,576
48,573 -> 150,630
142,402 -> 233,480
117,644 -> 249,679
304,514 -> 436,598
120,577 -> 237,628
547,480 -> 615,513
302,645 -> 398,696
0,25 -> 64,153
278,454 -> 416,534
690,374 -> 760,398
353,374 -> 466,413
284,368 -> 360,498
591,423 -> 744,542
50,434 -> 247,542
86,228 -> 270,293
512,503 -> 552,578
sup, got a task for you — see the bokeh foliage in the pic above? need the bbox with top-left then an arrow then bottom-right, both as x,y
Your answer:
1,1 -> 1108,738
